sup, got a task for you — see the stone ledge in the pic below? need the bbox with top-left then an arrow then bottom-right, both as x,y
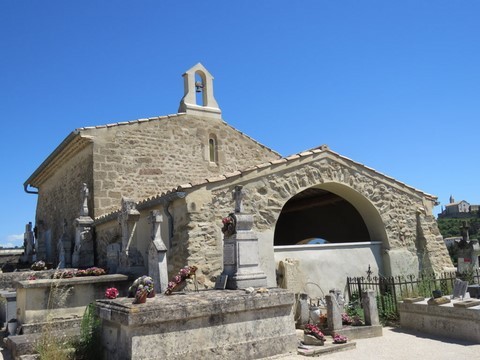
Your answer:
333,325 -> 383,340
399,300 -> 480,343
96,288 -> 297,359
298,341 -> 356,356
96,288 -> 294,326
4,327 -> 80,358
16,274 -> 128,288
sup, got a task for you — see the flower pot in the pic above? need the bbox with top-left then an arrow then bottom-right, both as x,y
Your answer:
133,289 -> 148,304
147,289 -> 155,298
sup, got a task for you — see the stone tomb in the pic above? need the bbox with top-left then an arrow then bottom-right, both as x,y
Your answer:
399,298 -> 480,343
95,288 -> 297,360
15,274 -> 129,325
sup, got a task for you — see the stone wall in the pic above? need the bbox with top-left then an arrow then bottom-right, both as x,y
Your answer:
85,114 -> 280,218
35,145 -> 93,264
181,151 -> 453,288
94,148 -> 452,292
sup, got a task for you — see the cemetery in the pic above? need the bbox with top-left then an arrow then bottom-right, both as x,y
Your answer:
0,65 -> 478,358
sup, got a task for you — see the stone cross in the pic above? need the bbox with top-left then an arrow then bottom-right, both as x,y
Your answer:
457,220 -> 480,274
461,221 -> 470,243
148,210 -> 168,293
233,185 -> 245,213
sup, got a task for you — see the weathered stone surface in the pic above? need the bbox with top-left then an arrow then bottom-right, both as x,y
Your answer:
399,300 -> 480,343
16,274 -> 129,324
403,297 -> 425,303
96,288 -> 297,360
333,325 -> 383,340
453,299 -> 480,308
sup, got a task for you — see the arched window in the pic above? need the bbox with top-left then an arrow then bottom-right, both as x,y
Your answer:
209,136 -> 218,163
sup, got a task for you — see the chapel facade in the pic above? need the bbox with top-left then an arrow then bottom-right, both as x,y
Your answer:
24,64 -> 453,296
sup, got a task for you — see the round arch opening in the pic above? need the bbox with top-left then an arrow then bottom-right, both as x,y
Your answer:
273,184 -> 386,246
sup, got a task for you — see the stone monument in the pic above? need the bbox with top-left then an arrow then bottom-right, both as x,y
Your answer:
106,243 -> 121,274
117,197 -> 144,276
221,185 -> 267,289
21,222 -> 35,263
57,219 -> 71,268
72,183 -> 94,268
148,210 -> 168,293
457,221 -> 480,274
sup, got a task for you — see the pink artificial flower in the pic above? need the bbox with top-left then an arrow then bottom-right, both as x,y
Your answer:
105,287 -> 119,299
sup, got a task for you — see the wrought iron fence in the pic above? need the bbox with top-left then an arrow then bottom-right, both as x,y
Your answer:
346,269 -> 480,316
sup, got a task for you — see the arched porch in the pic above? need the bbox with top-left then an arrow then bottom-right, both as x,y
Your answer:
273,183 -> 389,298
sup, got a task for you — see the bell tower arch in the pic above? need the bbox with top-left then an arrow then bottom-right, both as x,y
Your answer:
178,63 -> 221,119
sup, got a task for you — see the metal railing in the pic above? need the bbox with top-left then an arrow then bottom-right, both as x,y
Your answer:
346,269 -> 480,316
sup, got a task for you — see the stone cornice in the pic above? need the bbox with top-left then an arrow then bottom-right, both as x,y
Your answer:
24,131 -> 94,189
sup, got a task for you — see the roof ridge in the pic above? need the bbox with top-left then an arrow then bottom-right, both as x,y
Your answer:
76,113 -> 183,131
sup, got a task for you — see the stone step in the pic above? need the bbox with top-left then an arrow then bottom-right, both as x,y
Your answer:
20,317 -> 82,335
3,327 -> 79,359
297,340 -> 356,357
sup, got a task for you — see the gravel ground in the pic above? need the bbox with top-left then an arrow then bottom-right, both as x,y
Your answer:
1,326 -> 479,359
269,326 -> 480,360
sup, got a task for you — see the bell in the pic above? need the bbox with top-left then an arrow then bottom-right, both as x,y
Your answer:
195,81 -> 204,93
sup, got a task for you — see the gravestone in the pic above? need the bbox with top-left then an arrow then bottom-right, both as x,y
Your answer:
361,290 -> 380,326
325,293 -> 342,331
35,221 -> 47,263
57,219 -> 70,268
221,185 -> 267,289
72,183 -> 94,268
117,197 -> 144,276
452,278 -> 468,299
21,222 -> 35,263
148,210 -> 168,293
107,243 -> 121,274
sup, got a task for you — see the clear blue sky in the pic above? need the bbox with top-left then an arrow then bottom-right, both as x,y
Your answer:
1,1 -> 479,247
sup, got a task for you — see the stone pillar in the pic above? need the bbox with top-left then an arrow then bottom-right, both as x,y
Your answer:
361,290 -> 380,326
222,186 -> 267,290
325,293 -> 342,331
72,183 -> 94,268
148,210 -> 168,293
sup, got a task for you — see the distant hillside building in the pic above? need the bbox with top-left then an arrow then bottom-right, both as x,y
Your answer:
438,195 -> 479,218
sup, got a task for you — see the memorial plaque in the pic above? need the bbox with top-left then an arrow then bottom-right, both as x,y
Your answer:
224,243 -> 235,265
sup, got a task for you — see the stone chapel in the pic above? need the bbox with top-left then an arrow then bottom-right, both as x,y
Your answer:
24,63 -> 453,297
